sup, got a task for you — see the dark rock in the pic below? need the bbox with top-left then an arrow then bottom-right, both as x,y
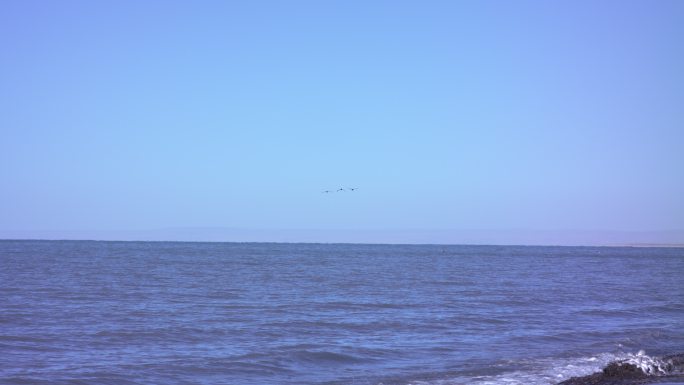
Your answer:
557,372 -> 684,385
602,363 -> 648,378
664,353 -> 684,368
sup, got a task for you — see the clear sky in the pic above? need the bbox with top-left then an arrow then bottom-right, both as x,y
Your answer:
1,1 -> 683,244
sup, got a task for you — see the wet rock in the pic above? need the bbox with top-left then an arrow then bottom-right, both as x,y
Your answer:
602,363 -> 648,378
557,372 -> 684,385
664,353 -> 684,369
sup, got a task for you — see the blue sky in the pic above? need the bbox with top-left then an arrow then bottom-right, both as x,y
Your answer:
1,1 -> 683,243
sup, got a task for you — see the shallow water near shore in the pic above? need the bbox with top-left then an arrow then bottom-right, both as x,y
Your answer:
1,240 -> 683,385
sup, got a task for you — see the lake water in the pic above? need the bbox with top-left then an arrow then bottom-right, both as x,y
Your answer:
1,240 -> 683,385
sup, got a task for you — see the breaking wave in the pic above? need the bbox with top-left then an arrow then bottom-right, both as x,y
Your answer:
619,350 -> 684,376
387,351 -> 684,385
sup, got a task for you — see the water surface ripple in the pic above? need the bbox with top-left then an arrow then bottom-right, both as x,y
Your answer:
1,241 -> 683,384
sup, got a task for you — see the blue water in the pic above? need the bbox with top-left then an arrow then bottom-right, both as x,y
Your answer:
1,240 -> 683,385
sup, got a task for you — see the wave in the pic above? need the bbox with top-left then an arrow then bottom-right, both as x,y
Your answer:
382,351 -> 684,385
557,351 -> 684,385
619,350 -> 684,376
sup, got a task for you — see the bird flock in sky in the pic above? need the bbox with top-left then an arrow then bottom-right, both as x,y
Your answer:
322,187 -> 358,193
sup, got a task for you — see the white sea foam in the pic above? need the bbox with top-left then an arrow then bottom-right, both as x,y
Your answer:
621,350 -> 681,375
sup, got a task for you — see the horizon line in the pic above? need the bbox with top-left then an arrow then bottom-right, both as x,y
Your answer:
1,228 -> 683,248
1,237 -> 683,249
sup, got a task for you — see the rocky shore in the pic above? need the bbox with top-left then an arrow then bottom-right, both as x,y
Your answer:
557,353 -> 684,385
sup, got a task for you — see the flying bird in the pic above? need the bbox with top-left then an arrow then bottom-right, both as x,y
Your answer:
322,187 -> 358,193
